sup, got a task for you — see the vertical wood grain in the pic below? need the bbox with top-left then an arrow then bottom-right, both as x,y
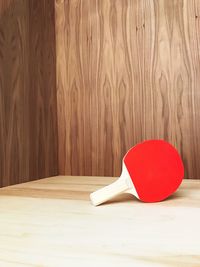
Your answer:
29,0 -> 58,179
0,0 -> 58,187
0,0 -> 30,186
55,0 -> 200,179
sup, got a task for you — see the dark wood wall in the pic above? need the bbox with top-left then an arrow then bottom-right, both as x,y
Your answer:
55,0 -> 200,179
1,0 -> 200,183
0,0 -> 58,187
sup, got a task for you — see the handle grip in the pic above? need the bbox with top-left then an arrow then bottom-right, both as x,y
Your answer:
90,178 -> 131,206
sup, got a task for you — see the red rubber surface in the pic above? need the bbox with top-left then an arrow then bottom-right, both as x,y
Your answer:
124,140 -> 184,202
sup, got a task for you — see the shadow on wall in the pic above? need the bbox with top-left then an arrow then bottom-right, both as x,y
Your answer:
0,0 -> 58,187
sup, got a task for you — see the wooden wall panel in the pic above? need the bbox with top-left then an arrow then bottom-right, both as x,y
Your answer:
28,0 -> 58,179
0,0 -> 58,187
55,0 -> 200,179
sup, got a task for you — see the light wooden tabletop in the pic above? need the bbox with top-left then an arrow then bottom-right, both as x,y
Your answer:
0,176 -> 200,267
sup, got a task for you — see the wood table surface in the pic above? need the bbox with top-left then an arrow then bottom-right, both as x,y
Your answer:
0,176 -> 200,267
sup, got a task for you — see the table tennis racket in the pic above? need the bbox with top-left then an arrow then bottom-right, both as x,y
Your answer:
90,140 -> 184,206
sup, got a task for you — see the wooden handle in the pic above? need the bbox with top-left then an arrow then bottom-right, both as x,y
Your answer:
90,178 -> 131,206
